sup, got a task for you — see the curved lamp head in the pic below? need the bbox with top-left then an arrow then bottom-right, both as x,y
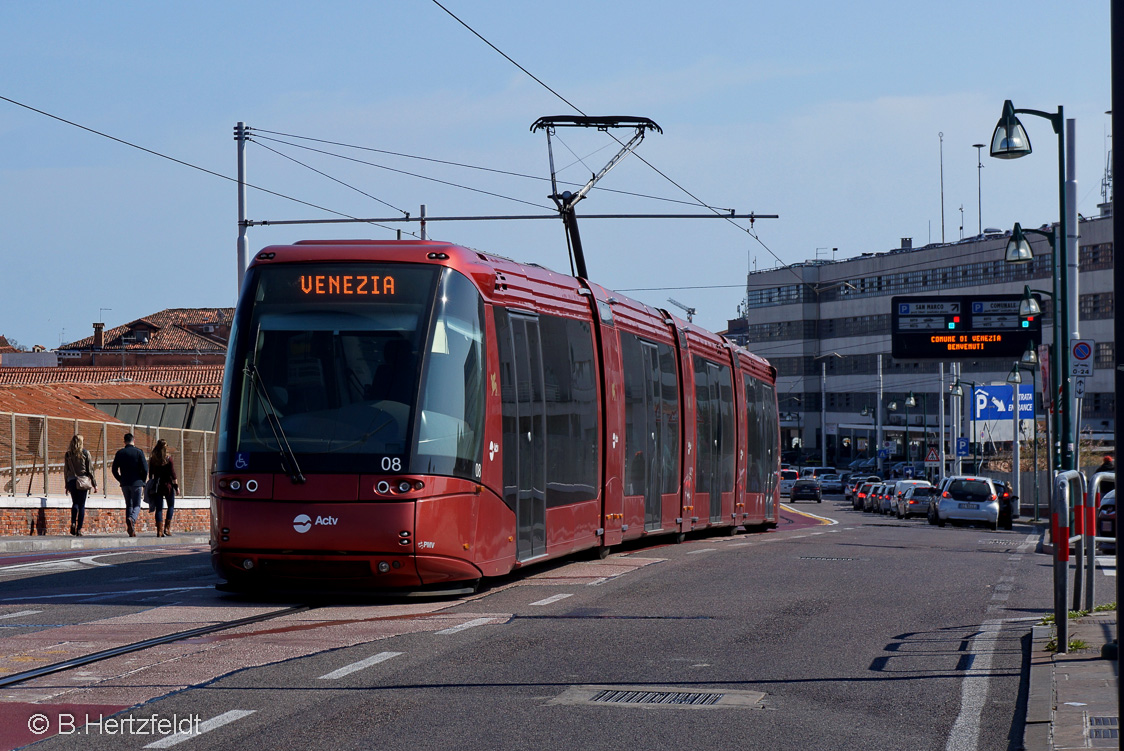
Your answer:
1019,284 -> 1043,317
949,382 -> 964,398
1020,341 -> 1039,365
1004,222 -> 1035,264
905,392 -> 917,408
990,100 -> 1032,159
1006,363 -> 1023,385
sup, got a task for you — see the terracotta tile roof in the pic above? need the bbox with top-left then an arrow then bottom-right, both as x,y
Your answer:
0,365 -> 225,388
0,385 -> 128,422
149,384 -> 223,399
61,308 -> 234,352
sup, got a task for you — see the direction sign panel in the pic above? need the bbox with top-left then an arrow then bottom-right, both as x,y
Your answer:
972,384 -> 1034,420
891,294 -> 1041,360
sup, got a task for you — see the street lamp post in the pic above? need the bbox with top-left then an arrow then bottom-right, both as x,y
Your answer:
814,353 -> 843,468
1009,354 -> 1042,521
950,380 -> 979,473
972,143 -> 985,236
990,99 -> 1077,471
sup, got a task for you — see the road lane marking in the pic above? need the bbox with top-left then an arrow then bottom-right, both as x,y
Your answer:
530,594 -> 573,606
143,709 -> 256,748
687,549 -> 717,554
0,586 -> 212,603
944,620 -> 1003,751
0,609 -> 41,619
436,617 -> 494,635
318,651 -> 403,680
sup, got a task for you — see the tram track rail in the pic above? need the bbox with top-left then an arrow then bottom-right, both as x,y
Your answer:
0,605 -> 312,688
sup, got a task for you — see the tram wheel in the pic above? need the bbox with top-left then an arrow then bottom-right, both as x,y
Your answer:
675,532 -> 686,544
598,545 -> 612,559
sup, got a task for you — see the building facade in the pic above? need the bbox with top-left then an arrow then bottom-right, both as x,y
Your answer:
725,209 -> 1114,469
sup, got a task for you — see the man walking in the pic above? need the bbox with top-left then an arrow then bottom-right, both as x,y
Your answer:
111,433 -> 148,537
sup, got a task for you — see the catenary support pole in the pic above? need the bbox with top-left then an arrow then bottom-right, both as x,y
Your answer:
236,122 -> 248,293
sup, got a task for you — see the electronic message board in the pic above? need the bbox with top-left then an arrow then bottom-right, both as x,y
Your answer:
891,294 -> 1041,360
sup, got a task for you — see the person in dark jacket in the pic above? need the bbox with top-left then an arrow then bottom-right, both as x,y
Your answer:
1095,455 -> 1115,474
148,438 -> 179,537
111,433 -> 148,537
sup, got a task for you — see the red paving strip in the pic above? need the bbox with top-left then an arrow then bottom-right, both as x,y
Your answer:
778,505 -> 834,531
0,702 -> 126,751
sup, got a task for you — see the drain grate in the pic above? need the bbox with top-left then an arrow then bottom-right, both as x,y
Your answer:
550,685 -> 764,710
592,690 -> 721,706
799,556 -> 856,561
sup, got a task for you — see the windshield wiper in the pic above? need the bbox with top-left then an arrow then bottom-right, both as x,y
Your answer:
244,359 -> 306,484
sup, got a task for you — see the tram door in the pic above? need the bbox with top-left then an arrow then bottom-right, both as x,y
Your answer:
694,358 -> 726,524
509,315 -> 546,561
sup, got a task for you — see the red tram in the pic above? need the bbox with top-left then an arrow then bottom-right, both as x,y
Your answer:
211,240 -> 780,593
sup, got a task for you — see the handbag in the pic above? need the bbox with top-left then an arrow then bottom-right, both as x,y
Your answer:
75,475 -> 94,491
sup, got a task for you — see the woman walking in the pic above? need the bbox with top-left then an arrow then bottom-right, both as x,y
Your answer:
64,434 -> 97,536
148,439 -> 179,537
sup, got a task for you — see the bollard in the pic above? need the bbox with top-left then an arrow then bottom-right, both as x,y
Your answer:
1086,471 -> 1116,611
1052,471 -> 1085,652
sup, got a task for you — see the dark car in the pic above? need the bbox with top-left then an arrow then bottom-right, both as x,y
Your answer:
790,479 -> 822,503
1097,490 -> 1115,553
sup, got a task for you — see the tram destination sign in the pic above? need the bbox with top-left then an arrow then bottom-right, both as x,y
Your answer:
891,294 -> 1041,360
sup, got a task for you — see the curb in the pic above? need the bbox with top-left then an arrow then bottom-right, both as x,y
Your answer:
0,535 -> 209,554
1024,623 -> 1054,751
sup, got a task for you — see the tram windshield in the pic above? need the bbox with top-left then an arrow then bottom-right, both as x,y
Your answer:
218,263 -> 486,479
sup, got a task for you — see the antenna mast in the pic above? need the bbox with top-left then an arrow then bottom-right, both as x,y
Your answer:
531,115 -> 662,279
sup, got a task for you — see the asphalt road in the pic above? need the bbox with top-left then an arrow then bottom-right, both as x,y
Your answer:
0,497 -> 1078,751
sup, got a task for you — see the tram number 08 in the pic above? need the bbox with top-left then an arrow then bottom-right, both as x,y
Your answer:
380,456 -> 403,472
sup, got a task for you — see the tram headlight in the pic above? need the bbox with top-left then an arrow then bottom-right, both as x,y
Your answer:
242,559 -> 255,570
377,561 -> 391,573
398,481 -> 411,493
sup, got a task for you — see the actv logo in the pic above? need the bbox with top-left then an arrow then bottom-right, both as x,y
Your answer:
292,514 -> 339,533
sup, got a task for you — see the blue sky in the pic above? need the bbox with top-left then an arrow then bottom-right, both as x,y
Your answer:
0,1 -> 1111,348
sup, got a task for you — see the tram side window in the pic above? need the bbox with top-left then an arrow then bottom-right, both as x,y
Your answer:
693,356 -> 735,498
658,342 -> 680,494
494,309 -> 519,512
745,378 -> 762,493
539,315 -> 599,506
761,382 -> 778,494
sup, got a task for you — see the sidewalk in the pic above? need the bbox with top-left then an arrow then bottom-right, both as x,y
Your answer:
1025,611 -> 1119,750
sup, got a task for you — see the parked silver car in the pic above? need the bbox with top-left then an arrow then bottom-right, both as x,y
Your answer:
898,484 -> 939,519
891,480 -> 933,518
928,475 -> 1001,530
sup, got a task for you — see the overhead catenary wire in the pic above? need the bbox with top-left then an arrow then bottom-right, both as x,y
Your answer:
0,94 -> 394,227
250,128 -> 731,210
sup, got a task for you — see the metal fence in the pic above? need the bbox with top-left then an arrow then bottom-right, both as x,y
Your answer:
0,411 -> 215,498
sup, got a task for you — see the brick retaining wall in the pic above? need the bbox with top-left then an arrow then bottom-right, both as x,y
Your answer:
0,497 -> 210,536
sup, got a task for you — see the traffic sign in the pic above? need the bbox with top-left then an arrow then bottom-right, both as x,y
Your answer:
924,448 -> 940,468
1074,377 -> 1087,398
956,437 -> 970,458
1071,339 -> 1094,376
973,384 -> 1033,420
878,449 -> 889,459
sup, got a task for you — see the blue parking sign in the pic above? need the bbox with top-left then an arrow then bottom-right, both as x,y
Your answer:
956,437 -> 970,457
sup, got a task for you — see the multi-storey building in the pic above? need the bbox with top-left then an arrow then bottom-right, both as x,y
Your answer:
725,207 -> 1113,469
